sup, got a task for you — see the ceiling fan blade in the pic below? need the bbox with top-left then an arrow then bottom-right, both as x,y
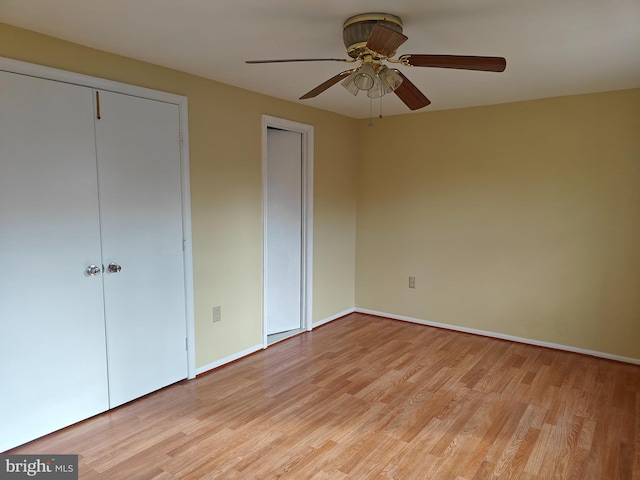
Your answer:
393,71 -> 431,110
366,24 -> 408,57
401,54 -> 506,72
299,70 -> 353,100
246,58 -> 350,64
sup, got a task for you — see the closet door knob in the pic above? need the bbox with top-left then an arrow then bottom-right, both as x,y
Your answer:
85,265 -> 102,276
107,262 -> 122,273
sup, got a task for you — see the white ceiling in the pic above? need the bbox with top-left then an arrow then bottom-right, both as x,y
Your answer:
2,0 -> 639,118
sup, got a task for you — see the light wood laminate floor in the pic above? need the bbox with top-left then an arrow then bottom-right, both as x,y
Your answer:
8,313 -> 640,479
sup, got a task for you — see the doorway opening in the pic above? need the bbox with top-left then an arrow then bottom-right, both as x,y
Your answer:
262,115 -> 313,347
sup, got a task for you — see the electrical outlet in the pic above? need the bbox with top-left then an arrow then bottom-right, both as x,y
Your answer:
409,277 -> 416,289
212,306 -> 221,323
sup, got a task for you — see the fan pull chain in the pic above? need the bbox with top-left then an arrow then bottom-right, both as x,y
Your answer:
379,95 -> 383,119
368,96 -> 374,127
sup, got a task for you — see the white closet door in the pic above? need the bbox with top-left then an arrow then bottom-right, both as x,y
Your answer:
94,90 -> 187,407
265,128 -> 303,335
0,71 -> 109,451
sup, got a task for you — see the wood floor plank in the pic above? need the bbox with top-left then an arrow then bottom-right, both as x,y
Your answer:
635,393 -> 640,480
6,313 -> 640,478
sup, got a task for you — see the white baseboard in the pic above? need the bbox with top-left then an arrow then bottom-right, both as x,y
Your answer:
355,308 -> 640,366
194,308 -> 639,376
194,309 -> 355,377
195,344 -> 263,376
313,308 -> 355,328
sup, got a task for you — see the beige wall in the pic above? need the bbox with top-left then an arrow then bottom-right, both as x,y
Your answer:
3,22 -> 638,364
356,90 -> 640,359
0,23 -> 358,369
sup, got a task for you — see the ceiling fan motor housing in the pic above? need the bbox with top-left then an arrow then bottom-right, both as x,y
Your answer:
343,13 -> 403,58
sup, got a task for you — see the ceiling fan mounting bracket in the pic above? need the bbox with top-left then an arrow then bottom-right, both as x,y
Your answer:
343,13 -> 403,59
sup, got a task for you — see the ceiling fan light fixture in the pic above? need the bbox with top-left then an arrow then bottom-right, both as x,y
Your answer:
378,66 -> 403,93
341,71 -> 360,96
353,63 -> 376,90
367,77 -> 385,98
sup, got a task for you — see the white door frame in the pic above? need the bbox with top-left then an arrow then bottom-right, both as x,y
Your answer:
262,115 -> 314,347
0,56 -> 197,380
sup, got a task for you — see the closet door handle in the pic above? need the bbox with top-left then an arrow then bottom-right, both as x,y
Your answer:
107,262 -> 122,273
85,265 -> 102,276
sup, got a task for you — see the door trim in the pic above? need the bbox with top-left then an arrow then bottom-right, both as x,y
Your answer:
0,56 -> 196,380
262,115 -> 314,347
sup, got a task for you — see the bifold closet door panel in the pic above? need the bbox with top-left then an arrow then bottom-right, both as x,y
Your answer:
94,90 -> 188,408
0,71 -> 109,451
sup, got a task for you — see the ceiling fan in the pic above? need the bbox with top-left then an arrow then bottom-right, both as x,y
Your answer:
246,13 -> 506,111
